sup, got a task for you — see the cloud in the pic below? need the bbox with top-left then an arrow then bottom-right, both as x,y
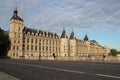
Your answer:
0,0 -> 120,32
1,0 -> 120,50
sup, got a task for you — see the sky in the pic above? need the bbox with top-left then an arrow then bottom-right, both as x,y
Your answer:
0,0 -> 120,51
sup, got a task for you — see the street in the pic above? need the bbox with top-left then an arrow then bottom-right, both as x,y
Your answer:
0,59 -> 120,80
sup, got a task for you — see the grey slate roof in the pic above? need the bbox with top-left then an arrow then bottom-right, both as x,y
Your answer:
23,27 -> 59,38
10,7 -> 23,21
61,29 -> 68,38
70,31 -> 76,39
84,34 -> 89,41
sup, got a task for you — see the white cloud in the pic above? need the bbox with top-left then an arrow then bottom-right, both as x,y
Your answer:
0,0 -> 120,32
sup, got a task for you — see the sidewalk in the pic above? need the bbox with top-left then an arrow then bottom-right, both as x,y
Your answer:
0,71 -> 20,80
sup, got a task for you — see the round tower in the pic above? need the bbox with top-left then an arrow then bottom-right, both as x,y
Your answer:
69,31 -> 76,57
84,34 -> 90,56
60,29 -> 69,57
8,6 -> 24,59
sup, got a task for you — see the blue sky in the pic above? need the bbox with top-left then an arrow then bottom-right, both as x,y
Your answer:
0,0 -> 120,51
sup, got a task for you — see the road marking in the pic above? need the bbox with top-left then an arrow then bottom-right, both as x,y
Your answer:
2,60 -> 120,79
96,74 -> 120,79
10,62 -> 85,74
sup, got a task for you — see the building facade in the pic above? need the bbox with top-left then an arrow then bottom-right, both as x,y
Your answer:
7,7 -> 110,60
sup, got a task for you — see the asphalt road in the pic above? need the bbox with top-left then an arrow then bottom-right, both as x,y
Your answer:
0,59 -> 120,80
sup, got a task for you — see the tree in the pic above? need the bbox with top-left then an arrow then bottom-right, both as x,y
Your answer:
110,49 -> 117,56
117,51 -> 120,54
0,28 -> 9,57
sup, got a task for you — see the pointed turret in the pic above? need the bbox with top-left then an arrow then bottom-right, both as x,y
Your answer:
70,31 -> 76,39
84,34 -> 89,41
60,28 -> 69,57
69,31 -> 76,57
61,29 -> 68,38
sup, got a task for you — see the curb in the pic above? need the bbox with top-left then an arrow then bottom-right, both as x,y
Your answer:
0,71 -> 20,80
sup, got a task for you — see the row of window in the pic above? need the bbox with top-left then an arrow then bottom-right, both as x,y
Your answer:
25,33 -> 58,39
26,38 -> 59,45
14,33 -> 21,38
26,53 -> 54,57
26,45 -> 59,52
14,40 -> 20,44
12,52 -> 18,57
12,46 -> 19,50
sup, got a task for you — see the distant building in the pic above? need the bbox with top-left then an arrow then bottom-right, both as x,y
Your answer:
7,7 -> 110,60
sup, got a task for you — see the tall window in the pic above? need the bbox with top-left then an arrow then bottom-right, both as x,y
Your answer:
19,27 -> 20,31
27,38 -> 29,43
14,33 -> 16,38
35,46 -> 37,51
13,52 -> 15,57
39,40 -> 41,45
17,46 -> 19,50
35,39 -> 37,44
14,40 -> 16,43
31,45 -> 33,50
46,40 -> 48,45
18,34 -> 20,38
42,46 -> 44,51
53,47 -> 54,51
27,45 -> 29,50
31,39 -> 33,43
18,40 -> 20,44
13,46 -> 15,50
46,46 -> 48,51
43,40 -> 44,44
39,46 -> 41,51
50,47 -> 51,51
56,47 -> 57,51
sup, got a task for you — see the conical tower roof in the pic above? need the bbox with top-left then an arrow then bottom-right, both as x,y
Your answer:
61,29 -> 68,38
84,34 -> 89,41
70,31 -> 76,39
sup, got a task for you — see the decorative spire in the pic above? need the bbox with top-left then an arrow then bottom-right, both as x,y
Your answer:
84,34 -> 89,41
13,6 -> 18,17
15,6 -> 17,11
10,6 -> 23,21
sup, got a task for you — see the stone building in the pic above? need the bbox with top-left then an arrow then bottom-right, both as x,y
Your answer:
7,7 -> 110,60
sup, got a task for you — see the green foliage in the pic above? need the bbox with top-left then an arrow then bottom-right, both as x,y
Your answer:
110,49 -> 118,56
117,51 -> 120,54
0,28 -> 9,57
